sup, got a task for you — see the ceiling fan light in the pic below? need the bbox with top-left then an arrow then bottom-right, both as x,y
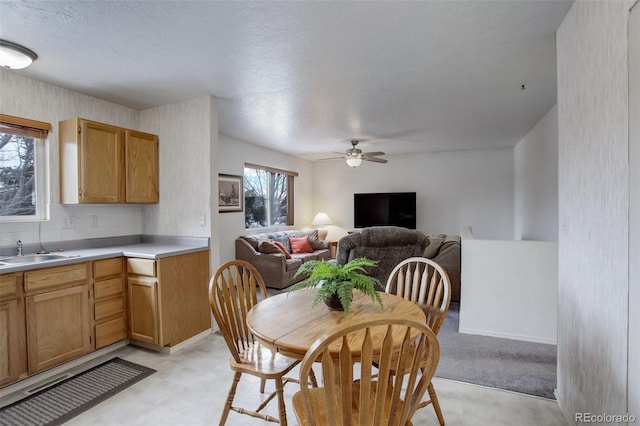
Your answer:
346,157 -> 362,168
0,40 -> 38,69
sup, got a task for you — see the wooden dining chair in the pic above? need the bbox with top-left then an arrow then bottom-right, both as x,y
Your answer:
292,317 -> 440,426
209,260 -> 299,425
385,256 -> 452,425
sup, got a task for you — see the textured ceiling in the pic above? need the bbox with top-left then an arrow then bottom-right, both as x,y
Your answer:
0,1 -> 573,160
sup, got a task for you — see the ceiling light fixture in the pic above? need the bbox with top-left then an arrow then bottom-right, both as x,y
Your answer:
346,156 -> 362,168
0,40 -> 38,70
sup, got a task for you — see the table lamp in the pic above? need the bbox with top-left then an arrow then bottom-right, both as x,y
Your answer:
311,212 -> 332,240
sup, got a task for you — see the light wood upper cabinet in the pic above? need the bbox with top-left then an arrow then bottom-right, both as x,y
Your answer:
60,117 -> 158,204
125,130 -> 159,203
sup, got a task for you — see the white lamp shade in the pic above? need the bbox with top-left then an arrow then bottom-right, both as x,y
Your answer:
346,157 -> 362,168
311,212 -> 333,226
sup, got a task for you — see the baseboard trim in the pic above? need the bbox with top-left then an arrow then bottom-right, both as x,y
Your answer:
130,328 -> 212,354
458,326 -> 557,345
555,390 -> 577,425
433,376 -> 559,401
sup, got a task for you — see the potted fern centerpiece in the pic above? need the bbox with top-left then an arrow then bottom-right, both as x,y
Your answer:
288,258 -> 383,315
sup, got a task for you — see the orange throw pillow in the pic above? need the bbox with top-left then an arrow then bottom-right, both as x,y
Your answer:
271,240 -> 292,259
289,236 -> 314,254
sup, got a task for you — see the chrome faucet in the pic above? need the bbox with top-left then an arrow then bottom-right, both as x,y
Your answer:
16,240 -> 23,256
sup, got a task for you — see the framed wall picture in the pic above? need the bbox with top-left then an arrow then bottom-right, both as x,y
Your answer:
218,174 -> 243,212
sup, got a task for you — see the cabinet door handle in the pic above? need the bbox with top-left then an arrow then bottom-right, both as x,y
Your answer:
78,188 -> 82,196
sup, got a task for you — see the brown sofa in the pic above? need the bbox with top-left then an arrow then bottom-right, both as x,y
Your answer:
235,229 -> 331,289
335,226 -> 461,301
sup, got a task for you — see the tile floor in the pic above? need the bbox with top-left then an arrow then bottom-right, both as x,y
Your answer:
1,332 -> 569,425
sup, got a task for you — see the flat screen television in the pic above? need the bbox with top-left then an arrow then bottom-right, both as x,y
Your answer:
354,192 -> 417,229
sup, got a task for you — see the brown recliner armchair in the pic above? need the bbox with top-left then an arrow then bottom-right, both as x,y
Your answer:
336,226 -> 429,290
336,226 -> 461,301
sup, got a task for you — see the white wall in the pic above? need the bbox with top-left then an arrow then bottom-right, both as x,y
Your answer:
139,95 -> 219,271
459,230 -> 558,344
217,134 -> 314,264
514,105 -> 558,241
628,1 -> 639,418
556,0 -> 632,420
139,96 -> 217,239
311,148 -> 514,240
0,71 -> 143,247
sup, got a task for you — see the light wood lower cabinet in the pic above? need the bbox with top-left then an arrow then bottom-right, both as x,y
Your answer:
24,262 -> 91,374
26,285 -> 91,373
0,248 -> 209,388
127,275 -> 159,345
0,273 -> 27,387
93,258 -> 126,349
127,250 -> 210,348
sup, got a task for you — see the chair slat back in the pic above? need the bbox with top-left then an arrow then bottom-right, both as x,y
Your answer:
297,318 -> 439,426
385,257 -> 451,334
209,260 -> 268,362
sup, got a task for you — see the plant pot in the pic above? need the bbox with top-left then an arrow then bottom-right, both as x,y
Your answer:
324,294 -> 344,311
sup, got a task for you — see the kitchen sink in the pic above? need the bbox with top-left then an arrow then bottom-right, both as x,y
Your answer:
0,254 -> 76,264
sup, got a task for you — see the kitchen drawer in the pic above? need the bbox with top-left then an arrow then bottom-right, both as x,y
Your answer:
24,263 -> 88,293
93,258 -> 123,279
127,258 -> 156,277
94,277 -> 124,300
94,296 -> 125,321
0,274 -> 19,298
95,315 -> 126,349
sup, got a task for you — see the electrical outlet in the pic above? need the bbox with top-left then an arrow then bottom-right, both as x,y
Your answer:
199,214 -> 206,227
91,215 -> 98,228
64,216 -> 75,228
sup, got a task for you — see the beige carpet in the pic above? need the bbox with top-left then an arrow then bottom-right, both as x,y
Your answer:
435,303 -> 557,399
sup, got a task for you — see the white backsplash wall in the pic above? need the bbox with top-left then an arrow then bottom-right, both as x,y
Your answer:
0,204 -> 142,251
0,71 -> 144,247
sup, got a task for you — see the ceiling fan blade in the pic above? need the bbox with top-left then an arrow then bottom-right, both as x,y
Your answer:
363,156 -> 388,164
317,156 -> 346,161
362,151 -> 385,157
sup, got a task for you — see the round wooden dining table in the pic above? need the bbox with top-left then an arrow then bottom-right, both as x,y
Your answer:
246,289 -> 426,360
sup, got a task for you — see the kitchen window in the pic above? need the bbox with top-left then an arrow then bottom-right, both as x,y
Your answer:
0,114 -> 50,222
244,163 -> 297,229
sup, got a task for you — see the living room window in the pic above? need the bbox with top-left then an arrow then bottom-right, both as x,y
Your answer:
244,163 -> 297,229
0,114 -> 50,222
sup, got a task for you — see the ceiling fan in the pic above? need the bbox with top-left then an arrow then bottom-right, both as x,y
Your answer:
322,140 -> 388,168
